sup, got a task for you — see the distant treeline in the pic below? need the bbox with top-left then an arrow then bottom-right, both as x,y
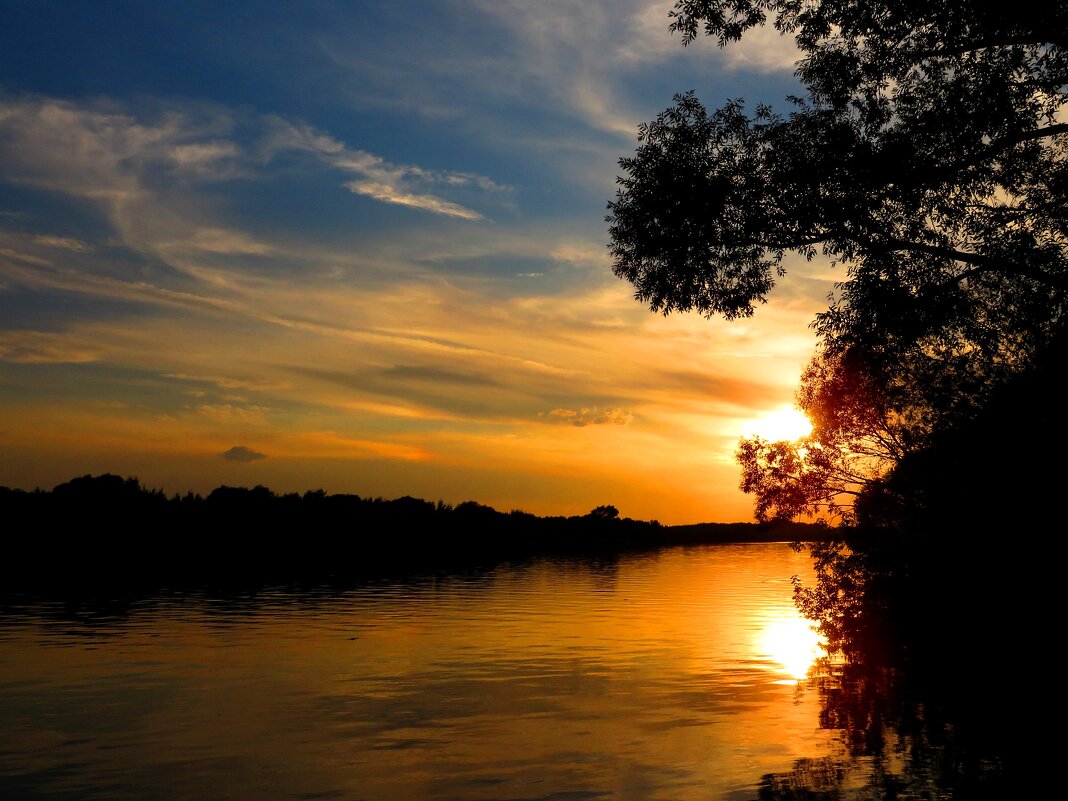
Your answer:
2,474 -> 826,590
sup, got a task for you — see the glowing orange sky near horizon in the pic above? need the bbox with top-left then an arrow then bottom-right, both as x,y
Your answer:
0,6 -> 828,525
0,282 -> 824,525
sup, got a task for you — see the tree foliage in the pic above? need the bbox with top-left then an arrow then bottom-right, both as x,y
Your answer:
737,347 -> 908,521
608,1 -> 1068,522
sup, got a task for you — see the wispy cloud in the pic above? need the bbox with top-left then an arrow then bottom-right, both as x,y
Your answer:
543,406 -> 633,426
0,96 -> 506,228
262,117 -> 507,219
164,373 -> 291,392
183,228 -> 275,255
456,1 -> 798,139
344,180 -> 483,220
197,404 -> 269,425
0,330 -> 101,363
550,242 -> 612,269
32,235 -> 91,251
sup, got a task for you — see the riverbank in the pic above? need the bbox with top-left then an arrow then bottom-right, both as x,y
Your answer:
2,474 -> 831,592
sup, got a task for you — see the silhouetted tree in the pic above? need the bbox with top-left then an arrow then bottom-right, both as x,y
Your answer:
2,473 -> 802,591
588,505 -> 620,520
737,347 -> 920,522
608,2 -> 1068,522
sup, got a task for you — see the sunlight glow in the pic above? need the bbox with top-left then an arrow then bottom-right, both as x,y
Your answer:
742,407 -> 813,441
759,616 -> 825,682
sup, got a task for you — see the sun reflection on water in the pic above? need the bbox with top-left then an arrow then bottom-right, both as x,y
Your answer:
759,614 -> 825,683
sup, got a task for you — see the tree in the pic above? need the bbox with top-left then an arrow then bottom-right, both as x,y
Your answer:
737,347 -> 909,522
607,1 -> 1068,522
588,504 -> 621,520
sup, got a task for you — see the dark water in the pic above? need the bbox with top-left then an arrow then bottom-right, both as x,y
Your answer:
0,544 -> 837,801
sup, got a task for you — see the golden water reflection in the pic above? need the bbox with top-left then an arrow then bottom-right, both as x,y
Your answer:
758,614 -> 826,682
0,544 -> 837,801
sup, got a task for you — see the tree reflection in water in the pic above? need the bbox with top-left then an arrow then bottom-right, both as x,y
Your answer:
753,540 -> 1018,800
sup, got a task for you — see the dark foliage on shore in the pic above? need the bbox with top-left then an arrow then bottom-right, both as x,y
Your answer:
854,325 -> 1067,536
749,529 -> 1040,800
803,321 -> 1062,792
0,474 -> 827,592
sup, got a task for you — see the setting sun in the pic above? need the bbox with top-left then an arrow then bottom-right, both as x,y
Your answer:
742,407 -> 813,442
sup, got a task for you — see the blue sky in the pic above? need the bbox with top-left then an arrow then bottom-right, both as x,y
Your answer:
0,1 -> 832,522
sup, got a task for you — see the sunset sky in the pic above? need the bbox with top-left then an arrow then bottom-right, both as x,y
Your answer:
0,1 -> 835,524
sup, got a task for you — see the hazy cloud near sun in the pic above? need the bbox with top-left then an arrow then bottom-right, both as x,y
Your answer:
543,406 -> 634,426
219,445 -> 267,462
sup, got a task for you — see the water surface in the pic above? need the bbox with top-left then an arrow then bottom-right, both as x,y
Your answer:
0,543 -> 833,801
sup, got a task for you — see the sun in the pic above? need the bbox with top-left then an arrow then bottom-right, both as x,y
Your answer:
742,406 -> 813,441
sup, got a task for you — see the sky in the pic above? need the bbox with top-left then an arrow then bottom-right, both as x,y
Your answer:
0,0 -> 836,524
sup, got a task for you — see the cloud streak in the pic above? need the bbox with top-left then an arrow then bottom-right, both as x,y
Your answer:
262,117 -> 507,219
0,96 -> 505,224
544,406 -> 633,426
344,180 -> 482,220
0,330 -> 101,364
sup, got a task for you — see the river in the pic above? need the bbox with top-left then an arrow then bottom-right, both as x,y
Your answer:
1,544 -> 837,800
